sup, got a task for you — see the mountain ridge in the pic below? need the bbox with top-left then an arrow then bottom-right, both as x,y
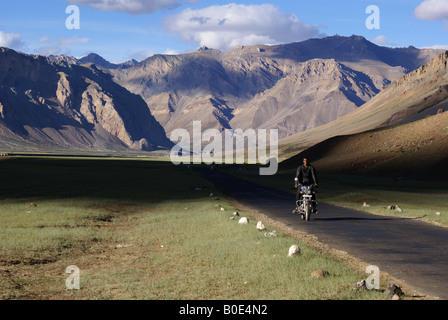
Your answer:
109,35 -> 442,139
279,50 -> 448,160
0,47 -> 171,152
0,35 -> 444,153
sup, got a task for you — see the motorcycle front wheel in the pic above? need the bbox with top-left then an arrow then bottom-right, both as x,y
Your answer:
304,202 -> 311,222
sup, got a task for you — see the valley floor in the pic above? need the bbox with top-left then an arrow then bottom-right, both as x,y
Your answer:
0,157 -> 398,301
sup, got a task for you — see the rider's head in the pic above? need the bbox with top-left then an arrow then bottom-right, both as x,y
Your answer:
302,157 -> 309,166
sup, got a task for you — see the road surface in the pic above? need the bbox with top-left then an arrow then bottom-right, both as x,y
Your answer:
198,168 -> 448,300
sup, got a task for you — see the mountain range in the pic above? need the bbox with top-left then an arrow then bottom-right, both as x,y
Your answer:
0,35 -> 444,153
109,35 -> 441,139
280,50 -> 448,160
0,47 -> 171,152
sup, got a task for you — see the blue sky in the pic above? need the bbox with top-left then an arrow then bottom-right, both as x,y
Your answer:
0,0 -> 447,63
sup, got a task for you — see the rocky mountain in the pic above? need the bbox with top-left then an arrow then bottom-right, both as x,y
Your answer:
78,53 -> 139,70
280,50 -> 448,161
109,35 -> 442,139
0,35 -> 444,153
0,47 -> 171,152
48,53 -> 139,70
271,35 -> 437,71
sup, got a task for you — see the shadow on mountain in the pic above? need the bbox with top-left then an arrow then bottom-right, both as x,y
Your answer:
0,48 -> 172,152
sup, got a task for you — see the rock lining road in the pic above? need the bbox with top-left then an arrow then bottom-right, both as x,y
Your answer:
198,168 -> 448,300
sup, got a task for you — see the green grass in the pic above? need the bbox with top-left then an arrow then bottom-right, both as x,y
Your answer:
81,197 -> 382,300
318,173 -> 448,226
0,157 -> 391,300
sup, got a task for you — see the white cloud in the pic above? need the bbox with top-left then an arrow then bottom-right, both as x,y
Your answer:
128,49 -> 156,61
163,3 -> 325,51
127,48 -> 181,61
371,35 -> 388,45
370,35 -> 399,47
164,48 -> 181,55
36,37 -> 90,56
59,37 -> 89,46
39,36 -> 52,44
415,0 -> 448,21
67,0 -> 192,14
423,44 -> 448,50
0,31 -> 24,49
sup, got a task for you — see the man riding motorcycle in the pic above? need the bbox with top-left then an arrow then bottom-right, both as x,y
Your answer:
293,157 -> 318,214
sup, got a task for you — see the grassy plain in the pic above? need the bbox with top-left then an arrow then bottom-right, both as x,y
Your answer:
0,157 -> 393,300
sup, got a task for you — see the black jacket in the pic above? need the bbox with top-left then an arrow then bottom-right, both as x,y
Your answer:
295,165 -> 318,186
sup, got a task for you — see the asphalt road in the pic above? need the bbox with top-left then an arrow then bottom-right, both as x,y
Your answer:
197,168 -> 448,300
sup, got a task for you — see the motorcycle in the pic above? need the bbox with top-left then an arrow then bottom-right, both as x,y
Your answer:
295,185 -> 318,222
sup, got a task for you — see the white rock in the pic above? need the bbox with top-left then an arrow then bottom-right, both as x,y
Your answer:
233,211 -> 240,216
353,280 -> 367,290
256,221 -> 266,231
395,205 -> 403,213
264,231 -> 277,237
221,207 -> 226,211
436,212 -> 441,216
288,245 -> 300,257
363,202 -> 370,207
115,244 -> 131,249
238,217 -> 249,225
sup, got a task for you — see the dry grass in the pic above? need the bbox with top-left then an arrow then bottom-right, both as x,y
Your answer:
0,157 -> 392,300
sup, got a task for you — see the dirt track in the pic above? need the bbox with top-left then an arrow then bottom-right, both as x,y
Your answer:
198,167 -> 448,300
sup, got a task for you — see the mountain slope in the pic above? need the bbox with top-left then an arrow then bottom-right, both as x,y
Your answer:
230,58 -> 379,137
0,36 -> 443,153
271,35 -> 438,71
0,48 -> 171,152
110,35 -> 442,139
48,53 -> 138,70
282,110 -> 448,178
279,51 -> 448,160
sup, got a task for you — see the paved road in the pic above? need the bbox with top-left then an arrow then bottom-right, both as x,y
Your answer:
198,168 -> 448,300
